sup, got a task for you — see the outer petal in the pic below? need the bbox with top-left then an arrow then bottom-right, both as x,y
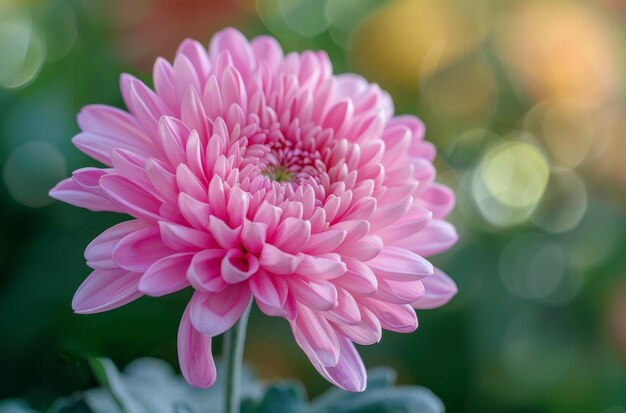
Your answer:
209,28 -> 255,78
367,247 -> 433,280
178,304 -> 217,388
85,220 -> 148,269
249,270 -> 289,317
49,177 -> 122,213
189,284 -> 251,337
100,174 -> 163,222
394,220 -> 458,257
412,268 -> 457,309
419,183 -> 455,219
363,299 -> 418,333
310,334 -> 367,392
112,227 -> 173,272
291,306 -> 340,367
187,249 -> 228,292
72,269 -> 142,314
138,253 -> 193,297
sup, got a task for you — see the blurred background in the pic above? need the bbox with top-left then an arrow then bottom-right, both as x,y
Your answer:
1,0 -> 626,411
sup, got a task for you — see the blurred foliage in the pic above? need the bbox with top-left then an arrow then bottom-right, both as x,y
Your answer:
1,0 -> 626,412
0,359 -> 443,413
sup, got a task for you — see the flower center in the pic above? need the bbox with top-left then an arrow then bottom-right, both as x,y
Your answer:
262,164 -> 293,182
259,134 -> 326,183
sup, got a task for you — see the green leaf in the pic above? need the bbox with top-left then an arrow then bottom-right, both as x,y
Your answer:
313,387 -> 444,413
0,399 -> 39,413
87,358 -> 142,413
247,381 -> 307,413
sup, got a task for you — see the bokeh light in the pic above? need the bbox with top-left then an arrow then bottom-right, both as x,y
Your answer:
532,170 -> 587,234
278,0 -> 328,38
0,10 -> 45,89
472,139 -> 549,227
3,141 -> 66,207
349,0 -> 486,96
494,1 -> 622,108
523,99 -> 595,169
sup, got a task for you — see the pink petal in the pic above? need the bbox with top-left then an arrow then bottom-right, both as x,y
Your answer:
189,285 -> 251,336
187,249 -> 228,292
121,74 -> 170,139
259,243 -> 303,275
226,186 -> 250,228
176,164 -> 207,202
287,276 -> 338,311
291,306 -> 340,367
72,132 -> 151,166
334,306 -> 382,345
375,205 -> 431,242
85,220 -> 148,269
335,235 -> 383,261
241,220 -> 267,255
329,220 -> 369,243
173,54 -> 202,102
77,104 -> 149,143
208,216 -> 241,250
376,278 -> 425,304
99,174 -> 163,222
220,66 -> 247,112
185,131 -> 206,182
272,217 -> 311,254
153,57 -> 177,111
178,192 -> 210,231
145,159 -> 178,201
158,116 -> 188,167
208,175 -> 227,220
367,247 -> 433,280
49,177 -> 122,213
387,115 -> 425,143
334,257 -> 378,296
364,299 -> 418,333
138,253 -> 193,296
176,39 -> 211,83
181,89 -> 209,141
326,287 -> 361,325
72,269 -> 142,314
253,200 -> 282,232
112,227 -> 173,272
419,183 -> 455,219
209,28 -> 255,78
369,196 -> 413,232
296,253 -> 346,279
323,100 -> 353,134
221,249 -> 259,283
303,230 -> 346,254
250,35 -> 283,70
75,105 -> 155,164
110,149 -> 151,190
159,221 -> 213,251
412,268 -> 457,309
178,304 -> 216,388
401,220 -> 459,257
310,334 -> 367,392
249,270 -> 289,316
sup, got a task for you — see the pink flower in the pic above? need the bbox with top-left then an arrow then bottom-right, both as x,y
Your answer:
50,28 -> 458,392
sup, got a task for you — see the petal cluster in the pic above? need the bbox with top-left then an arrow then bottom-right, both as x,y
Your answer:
50,28 -> 458,392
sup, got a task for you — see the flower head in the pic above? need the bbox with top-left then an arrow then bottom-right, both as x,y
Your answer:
50,28 -> 458,392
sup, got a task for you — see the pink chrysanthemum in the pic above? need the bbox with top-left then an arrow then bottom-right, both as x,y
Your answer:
50,28 -> 458,392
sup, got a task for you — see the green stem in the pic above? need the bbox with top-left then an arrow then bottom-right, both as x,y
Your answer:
223,300 -> 253,413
